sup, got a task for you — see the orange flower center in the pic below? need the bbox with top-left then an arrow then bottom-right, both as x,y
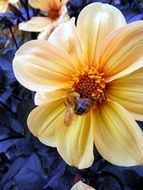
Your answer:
48,8 -> 60,20
71,69 -> 106,103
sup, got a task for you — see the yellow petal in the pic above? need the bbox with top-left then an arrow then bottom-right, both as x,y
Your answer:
97,21 -> 143,81
9,0 -> 19,3
13,40 -> 74,92
19,17 -> 52,32
29,0 -> 60,11
27,98 -> 66,147
38,22 -> 57,40
92,100 -> 143,166
61,0 -> 69,5
58,6 -> 70,24
35,89 -> 66,105
71,181 -> 95,190
77,2 -> 126,67
56,111 -> 94,169
0,1 -> 8,13
48,18 -> 84,69
107,67 -> 143,121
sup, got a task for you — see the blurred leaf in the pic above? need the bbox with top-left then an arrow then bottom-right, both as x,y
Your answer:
0,13 -> 19,28
2,154 -> 46,190
121,8 -> 143,22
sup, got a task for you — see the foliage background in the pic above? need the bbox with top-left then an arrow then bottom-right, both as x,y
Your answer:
0,0 -> 143,189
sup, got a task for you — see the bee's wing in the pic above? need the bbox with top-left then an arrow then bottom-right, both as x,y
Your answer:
64,107 -> 74,127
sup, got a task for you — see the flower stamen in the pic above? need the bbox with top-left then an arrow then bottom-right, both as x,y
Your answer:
48,8 -> 60,20
70,68 -> 106,103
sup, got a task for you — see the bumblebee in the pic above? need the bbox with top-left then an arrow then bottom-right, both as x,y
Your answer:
64,90 -> 93,126
74,97 -> 93,115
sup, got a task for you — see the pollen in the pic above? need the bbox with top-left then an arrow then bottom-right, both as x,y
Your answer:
71,68 -> 106,102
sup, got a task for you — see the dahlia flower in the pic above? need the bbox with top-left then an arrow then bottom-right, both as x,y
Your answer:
13,3 -> 143,169
19,0 -> 69,39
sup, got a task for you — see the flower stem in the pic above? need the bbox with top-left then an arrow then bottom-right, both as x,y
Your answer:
8,27 -> 18,50
24,0 -> 30,20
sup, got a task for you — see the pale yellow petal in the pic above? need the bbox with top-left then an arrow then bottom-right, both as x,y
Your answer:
27,98 -> 66,147
58,6 -> 70,24
19,17 -> 52,32
48,18 -> 84,69
77,2 -> 126,67
35,89 -> 66,105
28,98 -> 94,168
61,0 -> 69,5
56,111 -> 94,169
13,40 -> 74,92
71,181 -> 95,190
97,21 -> 143,81
92,100 -> 143,166
9,0 -> 19,3
129,112 -> 143,122
38,22 -> 57,40
0,1 -> 8,13
107,67 -> 143,121
29,0 -> 60,11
